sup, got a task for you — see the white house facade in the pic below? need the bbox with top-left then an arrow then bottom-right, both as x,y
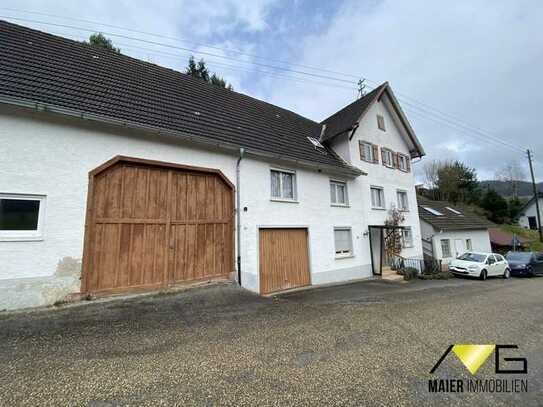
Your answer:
0,21 -> 425,310
417,197 -> 492,264
517,193 -> 543,230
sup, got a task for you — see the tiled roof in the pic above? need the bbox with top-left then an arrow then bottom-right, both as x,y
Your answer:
417,196 -> 494,231
488,228 -> 530,246
0,20 -> 362,175
320,84 -> 386,141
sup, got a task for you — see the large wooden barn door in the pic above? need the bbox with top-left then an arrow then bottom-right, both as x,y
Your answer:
259,228 -> 310,294
82,156 -> 234,295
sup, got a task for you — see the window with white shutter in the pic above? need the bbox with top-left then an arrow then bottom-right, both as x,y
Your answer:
334,227 -> 353,257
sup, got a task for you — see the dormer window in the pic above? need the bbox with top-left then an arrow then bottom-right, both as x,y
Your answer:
377,115 -> 386,131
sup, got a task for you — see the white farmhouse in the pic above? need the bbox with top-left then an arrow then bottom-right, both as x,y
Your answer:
417,196 -> 492,264
517,192 -> 543,231
0,21 -> 425,310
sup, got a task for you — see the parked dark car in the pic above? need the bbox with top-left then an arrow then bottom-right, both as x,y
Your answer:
505,251 -> 543,276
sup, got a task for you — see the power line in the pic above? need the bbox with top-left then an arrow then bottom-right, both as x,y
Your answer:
0,15 -> 358,85
1,14 -> 538,161
0,6 -> 362,80
1,13 -> 533,153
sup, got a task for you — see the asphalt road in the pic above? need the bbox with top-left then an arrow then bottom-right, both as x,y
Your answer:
0,276 -> 542,406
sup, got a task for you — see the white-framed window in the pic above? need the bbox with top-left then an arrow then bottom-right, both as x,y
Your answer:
381,148 -> 394,168
334,227 -> 353,258
401,227 -> 414,248
330,180 -> 348,206
398,154 -> 410,172
397,190 -> 409,211
377,114 -> 386,131
0,194 -> 46,241
270,168 -> 297,201
441,239 -> 451,258
370,186 -> 385,209
466,238 -> 472,251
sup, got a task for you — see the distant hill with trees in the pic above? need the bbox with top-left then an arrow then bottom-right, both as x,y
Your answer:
479,180 -> 542,198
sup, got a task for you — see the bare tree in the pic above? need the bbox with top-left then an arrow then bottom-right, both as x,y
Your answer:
495,160 -> 526,198
422,160 -> 443,199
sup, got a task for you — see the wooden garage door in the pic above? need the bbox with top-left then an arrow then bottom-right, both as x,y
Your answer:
82,156 -> 234,295
259,228 -> 310,294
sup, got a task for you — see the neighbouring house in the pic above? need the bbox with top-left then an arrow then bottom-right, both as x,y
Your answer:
417,196 -> 493,263
517,192 -> 543,231
488,228 -> 530,254
0,21 -> 425,310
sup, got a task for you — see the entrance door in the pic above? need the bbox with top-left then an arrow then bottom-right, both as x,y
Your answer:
82,156 -> 234,295
259,228 -> 310,294
529,216 -> 537,230
454,239 -> 465,258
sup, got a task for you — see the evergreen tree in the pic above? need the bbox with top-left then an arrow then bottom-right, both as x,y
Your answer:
88,33 -> 120,53
186,56 -> 233,90
480,189 -> 509,223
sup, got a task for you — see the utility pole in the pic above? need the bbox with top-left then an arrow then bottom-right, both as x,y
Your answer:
357,79 -> 367,99
527,149 -> 543,242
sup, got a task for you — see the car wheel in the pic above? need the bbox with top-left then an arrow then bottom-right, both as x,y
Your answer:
503,268 -> 510,279
480,270 -> 487,281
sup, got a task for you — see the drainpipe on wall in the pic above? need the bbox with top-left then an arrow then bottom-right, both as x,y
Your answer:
236,147 -> 245,286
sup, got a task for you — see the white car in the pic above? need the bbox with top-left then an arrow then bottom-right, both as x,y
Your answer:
449,252 -> 510,280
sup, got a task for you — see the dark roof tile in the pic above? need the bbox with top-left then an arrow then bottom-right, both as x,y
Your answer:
417,196 -> 494,231
0,20 -> 362,175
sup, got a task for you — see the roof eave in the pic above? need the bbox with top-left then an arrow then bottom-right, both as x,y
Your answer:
0,95 -> 365,178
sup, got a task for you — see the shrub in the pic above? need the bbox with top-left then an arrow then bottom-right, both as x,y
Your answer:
418,271 -> 452,280
403,267 -> 419,281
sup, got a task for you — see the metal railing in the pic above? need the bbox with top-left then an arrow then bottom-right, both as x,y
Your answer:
390,255 -> 442,275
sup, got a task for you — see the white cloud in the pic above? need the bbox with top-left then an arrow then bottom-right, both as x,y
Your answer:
263,0 -> 543,179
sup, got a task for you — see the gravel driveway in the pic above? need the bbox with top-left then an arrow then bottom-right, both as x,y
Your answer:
1,277 -> 542,406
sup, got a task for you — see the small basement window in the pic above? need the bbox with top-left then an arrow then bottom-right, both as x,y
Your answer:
334,227 -> 353,258
0,194 -> 46,241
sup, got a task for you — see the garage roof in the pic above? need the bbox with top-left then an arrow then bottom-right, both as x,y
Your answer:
0,20 -> 364,176
417,196 -> 494,231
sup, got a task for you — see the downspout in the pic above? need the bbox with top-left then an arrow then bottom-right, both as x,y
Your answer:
236,147 -> 245,286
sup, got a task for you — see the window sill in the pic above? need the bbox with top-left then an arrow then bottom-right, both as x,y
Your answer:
0,236 -> 44,242
331,204 -> 350,208
371,207 -> 386,211
335,254 -> 354,260
270,198 -> 299,204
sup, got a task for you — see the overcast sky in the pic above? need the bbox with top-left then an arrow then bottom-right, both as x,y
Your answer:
2,1 -> 543,181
